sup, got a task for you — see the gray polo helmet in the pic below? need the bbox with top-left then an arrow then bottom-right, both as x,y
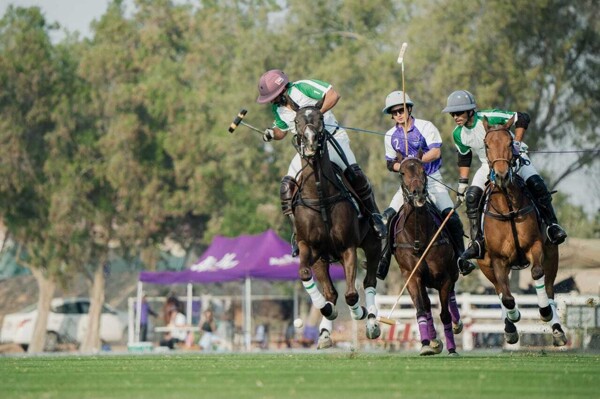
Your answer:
442,90 -> 477,113
382,90 -> 414,114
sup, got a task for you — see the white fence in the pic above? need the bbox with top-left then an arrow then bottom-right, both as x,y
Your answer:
375,293 -> 599,350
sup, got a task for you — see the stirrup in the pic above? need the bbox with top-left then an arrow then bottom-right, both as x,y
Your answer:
547,224 -> 567,245
457,258 -> 476,276
460,240 -> 485,260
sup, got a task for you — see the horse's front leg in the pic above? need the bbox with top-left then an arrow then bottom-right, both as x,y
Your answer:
492,259 -> 520,345
439,280 -> 459,355
406,277 -> 442,356
363,237 -> 382,339
298,251 -> 337,321
341,247 -> 366,321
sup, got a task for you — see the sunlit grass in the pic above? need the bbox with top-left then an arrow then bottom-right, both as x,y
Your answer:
1,351 -> 598,399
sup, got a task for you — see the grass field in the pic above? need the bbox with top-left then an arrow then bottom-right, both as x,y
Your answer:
1,351 -> 599,399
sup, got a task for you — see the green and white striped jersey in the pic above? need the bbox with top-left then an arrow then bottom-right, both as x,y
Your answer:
270,79 -> 341,135
452,109 -> 518,164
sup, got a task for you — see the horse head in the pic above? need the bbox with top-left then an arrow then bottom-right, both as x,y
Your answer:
399,154 -> 428,208
294,99 -> 325,158
483,116 -> 515,189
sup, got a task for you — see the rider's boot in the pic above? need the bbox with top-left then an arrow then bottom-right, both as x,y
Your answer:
459,186 -> 486,262
345,164 -> 387,239
442,208 -> 476,276
281,175 -> 299,257
526,175 -> 567,245
376,207 -> 397,280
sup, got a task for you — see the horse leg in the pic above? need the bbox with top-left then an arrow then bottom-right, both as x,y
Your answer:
492,261 -> 521,345
528,241 -> 554,322
309,260 -> 338,350
406,279 -> 439,356
448,290 -> 463,334
542,244 -> 568,346
363,239 -> 381,339
341,247 -> 367,321
299,257 -> 338,321
439,281 -> 458,355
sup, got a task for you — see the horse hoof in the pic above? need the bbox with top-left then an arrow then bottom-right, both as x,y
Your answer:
452,320 -> 464,334
430,338 -> 443,354
448,349 -> 459,357
552,327 -> 568,347
505,331 -> 519,345
365,315 -> 381,339
317,330 -> 333,350
419,345 -> 436,356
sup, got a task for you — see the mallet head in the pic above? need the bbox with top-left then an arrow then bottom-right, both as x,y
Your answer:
228,109 -> 248,134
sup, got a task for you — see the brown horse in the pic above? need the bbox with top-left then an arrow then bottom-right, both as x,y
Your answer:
390,156 -> 463,355
480,117 -> 567,347
292,102 -> 382,348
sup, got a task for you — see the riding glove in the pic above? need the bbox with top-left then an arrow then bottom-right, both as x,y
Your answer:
263,128 -> 274,142
513,141 -> 529,154
457,178 -> 469,203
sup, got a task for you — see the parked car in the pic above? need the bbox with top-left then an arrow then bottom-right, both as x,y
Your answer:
0,297 -> 128,351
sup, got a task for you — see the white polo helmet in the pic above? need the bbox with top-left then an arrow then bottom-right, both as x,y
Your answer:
382,90 -> 414,114
442,90 -> 477,113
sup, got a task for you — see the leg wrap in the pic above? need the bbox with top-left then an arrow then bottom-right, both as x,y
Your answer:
417,315 -> 431,344
302,277 -> 326,309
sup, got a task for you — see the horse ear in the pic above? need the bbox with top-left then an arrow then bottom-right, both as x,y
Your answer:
315,98 -> 325,112
505,115 -> 515,130
417,147 -> 424,160
482,116 -> 489,131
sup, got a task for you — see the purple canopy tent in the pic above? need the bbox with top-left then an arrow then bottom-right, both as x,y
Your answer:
134,229 -> 345,350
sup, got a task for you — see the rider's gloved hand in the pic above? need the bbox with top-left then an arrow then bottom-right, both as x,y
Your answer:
263,128 -> 274,142
513,141 -> 529,154
457,178 -> 469,203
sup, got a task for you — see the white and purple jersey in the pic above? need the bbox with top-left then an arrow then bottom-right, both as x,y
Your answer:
384,117 -> 443,176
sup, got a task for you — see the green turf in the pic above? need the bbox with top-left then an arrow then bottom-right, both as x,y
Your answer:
0,351 -> 598,399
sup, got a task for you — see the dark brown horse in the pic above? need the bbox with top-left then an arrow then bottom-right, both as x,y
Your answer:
480,117 -> 567,347
292,102 -> 382,348
390,156 -> 463,355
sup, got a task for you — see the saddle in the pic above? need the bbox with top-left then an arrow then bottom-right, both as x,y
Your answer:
480,175 -> 542,270
388,200 -> 450,256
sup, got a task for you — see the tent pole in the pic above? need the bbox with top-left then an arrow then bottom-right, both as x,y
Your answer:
135,281 -> 143,343
293,282 -> 299,319
244,277 -> 252,351
186,283 -> 193,325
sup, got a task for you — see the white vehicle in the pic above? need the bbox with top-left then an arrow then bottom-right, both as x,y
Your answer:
0,297 -> 128,351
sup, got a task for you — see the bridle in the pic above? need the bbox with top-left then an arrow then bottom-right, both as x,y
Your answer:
399,157 -> 428,206
484,126 -> 515,184
295,108 -> 325,159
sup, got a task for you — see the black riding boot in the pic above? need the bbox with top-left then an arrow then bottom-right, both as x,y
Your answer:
526,175 -> 567,245
442,208 -> 476,276
281,175 -> 299,257
376,207 -> 397,280
345,164 -> 386,239
459,186 -> 485,261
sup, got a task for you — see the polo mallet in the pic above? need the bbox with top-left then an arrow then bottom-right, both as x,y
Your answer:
377,206 -> 458,326
228,109 -> 263,135
397,42 -> 409,156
